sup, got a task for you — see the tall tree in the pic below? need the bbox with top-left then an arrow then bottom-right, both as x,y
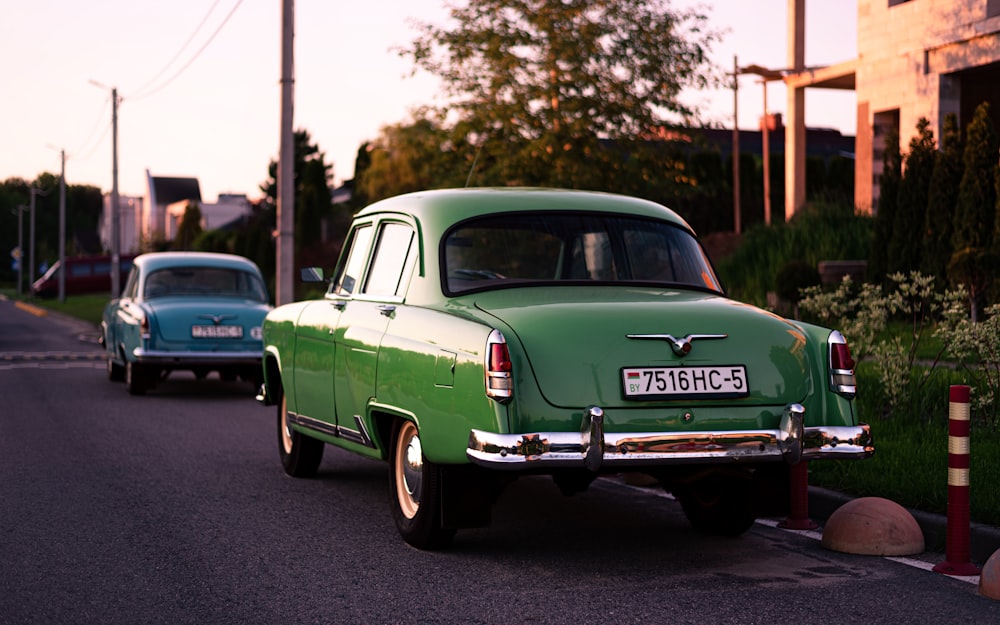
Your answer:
889,117 -> 935,275
357,117 -> 464,204
922,112 -> 962,287
953,102 -> 997,251
261,129 -> 337,254
950,102 -> 998,320
173,202 -> 203,251
868,124 -> 901,286
403,0 -> 719,188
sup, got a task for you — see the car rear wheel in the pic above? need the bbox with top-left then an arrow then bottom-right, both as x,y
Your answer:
675,474 -> 756,537
388,419 -> 455,550
125,361 -> 147,395
278,395 -> 324,477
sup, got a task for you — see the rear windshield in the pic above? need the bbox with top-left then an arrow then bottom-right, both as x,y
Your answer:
442,213 -> 722,294
143,266 -> 268,302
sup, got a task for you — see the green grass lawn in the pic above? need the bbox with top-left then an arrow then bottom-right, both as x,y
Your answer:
1,286 -> 107,327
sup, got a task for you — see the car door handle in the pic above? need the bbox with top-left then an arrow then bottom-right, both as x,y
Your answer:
377,304 -> 396,317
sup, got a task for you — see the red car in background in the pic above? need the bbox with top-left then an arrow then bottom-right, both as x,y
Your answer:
31,254 -> 136,298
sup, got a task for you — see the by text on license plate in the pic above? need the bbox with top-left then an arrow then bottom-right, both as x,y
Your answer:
621,365 -> 749,399
191,325 -> 243,339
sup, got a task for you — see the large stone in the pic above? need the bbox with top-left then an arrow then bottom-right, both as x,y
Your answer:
980,549 -> 1000,600
821,497 -> 925,556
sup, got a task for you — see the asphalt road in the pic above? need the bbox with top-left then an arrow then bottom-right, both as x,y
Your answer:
2,296 -> 999,624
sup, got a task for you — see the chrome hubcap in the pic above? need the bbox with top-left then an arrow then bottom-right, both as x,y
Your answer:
396,422 -> 422,519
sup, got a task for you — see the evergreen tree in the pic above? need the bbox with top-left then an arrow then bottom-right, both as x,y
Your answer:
173,202 -> 203,251
889,118 -> 935,275
868,125 -> 901,286
950,101 -> 998,320
923,113 -> 962,287
953,102 -> 997,251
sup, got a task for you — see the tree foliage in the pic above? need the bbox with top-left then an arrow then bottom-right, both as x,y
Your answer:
889,117 -> 935,275
950,102 -> 998,319
868,125 -> 901,286
357,116 -> 466,203
173,202 -> 203,251
953,102 -> 997,252
261,129 -> 336,252
923,113 -> 962,286
403,0 -> 720,188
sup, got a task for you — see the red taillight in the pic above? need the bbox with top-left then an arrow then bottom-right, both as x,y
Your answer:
489,343 -> 512,372
828,331 -> 856,399
485,329 -> 512,402
140,315 -> 150,339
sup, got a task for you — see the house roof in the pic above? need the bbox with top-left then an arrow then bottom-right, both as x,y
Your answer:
151,177 -> 202,205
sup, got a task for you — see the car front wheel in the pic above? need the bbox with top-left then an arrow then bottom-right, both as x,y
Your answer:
388,419 -> 455,550
278,395 -> 324,477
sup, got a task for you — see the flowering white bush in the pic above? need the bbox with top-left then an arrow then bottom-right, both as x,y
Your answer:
935,301 -> 1000,425
799,271 -> 966,418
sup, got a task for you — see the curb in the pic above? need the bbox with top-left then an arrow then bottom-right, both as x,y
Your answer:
809,486 -> 1000,565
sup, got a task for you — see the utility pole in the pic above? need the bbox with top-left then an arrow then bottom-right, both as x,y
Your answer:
58,149 -> 67,302
92,80 -> 122,297
111,87 -> 121,297
15,205 -> 26,295
277,0 -> 295,305
29,187 -> 37,296
732,55 -> 741,234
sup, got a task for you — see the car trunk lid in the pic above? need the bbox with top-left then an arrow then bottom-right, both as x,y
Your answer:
473,287 -> 812,410
146,299 -> 267,343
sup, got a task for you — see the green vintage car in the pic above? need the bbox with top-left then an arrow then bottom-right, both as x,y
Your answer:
258,188 -> 872,549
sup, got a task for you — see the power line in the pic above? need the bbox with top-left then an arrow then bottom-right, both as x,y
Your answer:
127,0 -> 223,99
69,94 -> 111,162
127,0 -> 244,102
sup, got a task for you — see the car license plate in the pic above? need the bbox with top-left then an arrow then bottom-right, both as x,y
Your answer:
621,365 -> 749,399
191,325 -> 243,338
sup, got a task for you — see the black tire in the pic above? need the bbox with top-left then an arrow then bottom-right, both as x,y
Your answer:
107,355 -> 125,382
278,395 -> 324,477
125,361 -> 147,395
388,419 -> 455,550
675,475 -> 756,537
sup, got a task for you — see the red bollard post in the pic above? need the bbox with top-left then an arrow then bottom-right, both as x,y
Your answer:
933,385 -> 981,576
779,461 -> 819,530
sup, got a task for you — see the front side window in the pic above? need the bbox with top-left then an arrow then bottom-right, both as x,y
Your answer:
332,225 -> 374,296
443,213 -> 722,294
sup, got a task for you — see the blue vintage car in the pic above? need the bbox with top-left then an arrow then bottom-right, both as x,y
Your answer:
101,252 -> 271,395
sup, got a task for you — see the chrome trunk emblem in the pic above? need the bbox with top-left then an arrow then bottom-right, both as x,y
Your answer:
626,333 -> 728,356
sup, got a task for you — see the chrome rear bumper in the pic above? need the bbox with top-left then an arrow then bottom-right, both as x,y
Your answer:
467,404 -> 873,471
132,348 -> 261,367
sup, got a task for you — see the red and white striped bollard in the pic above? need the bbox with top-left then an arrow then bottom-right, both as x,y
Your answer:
933,385 -> 981,576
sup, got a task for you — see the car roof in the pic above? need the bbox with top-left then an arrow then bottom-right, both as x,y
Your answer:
354,188 -> 695,234
133,252 -> 261,274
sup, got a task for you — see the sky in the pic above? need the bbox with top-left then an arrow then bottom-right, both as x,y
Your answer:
2,0 -> 857,202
